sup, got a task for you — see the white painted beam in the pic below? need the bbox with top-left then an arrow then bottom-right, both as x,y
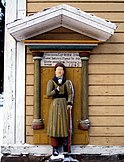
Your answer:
15,0 -> 26,145
3,0 -> 17,145
3,0 -> 26,145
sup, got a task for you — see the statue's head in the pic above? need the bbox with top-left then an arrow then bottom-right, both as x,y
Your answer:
54,63 -> 65,77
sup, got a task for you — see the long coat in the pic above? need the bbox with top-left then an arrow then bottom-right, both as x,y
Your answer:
46,76 -> 74,137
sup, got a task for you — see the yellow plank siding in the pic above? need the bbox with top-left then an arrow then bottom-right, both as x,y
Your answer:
89,137 -> 124,146
89,55 -> 124,64
26,96 -> 34,106
93,44 -> 124,54
26,85 -> 34,96
89,75 -> 124,85
89,86 -> 124,96
26,125 -> 33,136
26,64 -> 34,74
89,127 -> 124,137
26,74 -> 34,85
89,64 -> 124,74
26,106 -> 33,115
26,115 -> 33,125
26,51 -> 33,63
116,23 -> 124,32
89,96 -> 124,106
93,13 -> 124,22
89,117 -> 124,126
27,3 -> 124,13
89,106 -> 124,116
107,33 -> 124,43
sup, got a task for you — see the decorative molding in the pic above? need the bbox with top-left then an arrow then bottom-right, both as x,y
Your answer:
7,4 -> 117,41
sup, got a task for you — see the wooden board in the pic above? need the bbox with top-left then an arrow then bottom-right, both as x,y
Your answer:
89,54 -> 124,64
89,96 -> 124,105
89,75 -> 124,85
27,3 -> 124,12
89,64 -> 124,74
89,137 -> 124,145
89,106 -> 124,116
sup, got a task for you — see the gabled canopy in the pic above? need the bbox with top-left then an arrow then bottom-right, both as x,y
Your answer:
7,4 -> 116,41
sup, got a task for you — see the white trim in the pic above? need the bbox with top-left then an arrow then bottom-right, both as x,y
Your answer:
7,4 -> 117,41
3,0 -> 26,145
3,0 -> 17,145
16,42 -> 26,144
15,0 -> 26,145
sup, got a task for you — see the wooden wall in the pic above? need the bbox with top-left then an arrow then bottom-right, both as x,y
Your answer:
26,0 -> 124,145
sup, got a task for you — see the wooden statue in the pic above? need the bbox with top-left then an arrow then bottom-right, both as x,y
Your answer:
46,63 -> 74,156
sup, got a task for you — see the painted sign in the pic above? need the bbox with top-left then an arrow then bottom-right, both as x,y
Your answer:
41,52 -> 82,67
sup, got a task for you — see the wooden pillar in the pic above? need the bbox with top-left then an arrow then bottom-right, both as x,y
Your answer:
78,52 -> 90,130
31,52 -> 44,130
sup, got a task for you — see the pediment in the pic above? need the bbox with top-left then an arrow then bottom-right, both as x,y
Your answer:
7,4 -> 117,41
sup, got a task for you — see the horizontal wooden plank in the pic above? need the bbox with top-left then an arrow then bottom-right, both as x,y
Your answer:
91,13 -> 124,22
89,96 -> 124,106
107,33 -> 124,43
89,54 -> 124,64
89,86 -> 124,96
26,53 -> 33,64
89,137 -> 124,145
93,44 -> 124,54
26,115 -> 33,125
89,75 -> 124,85
26,74 -> 34,85
27,3 -> 124,12
89,116 -> 124,126
89,106 -> 124,115
89,64 -> 124,74
26,64 -> 34,74
26,96 -> 34,106
26,86 -> 34,96
116,23 -> 124,32
26,125 -> 33,135
26,105 -> 33,115
89,127 -> 124,136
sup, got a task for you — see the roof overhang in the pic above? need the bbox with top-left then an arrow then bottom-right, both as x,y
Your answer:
7,4 -> 117,42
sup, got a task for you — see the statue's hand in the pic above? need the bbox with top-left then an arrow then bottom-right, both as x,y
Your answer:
56,86 -> 60,91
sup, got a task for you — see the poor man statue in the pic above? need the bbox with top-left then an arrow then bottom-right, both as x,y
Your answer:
46,62 -> 74,156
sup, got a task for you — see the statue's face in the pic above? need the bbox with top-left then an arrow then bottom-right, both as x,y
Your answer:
55,66 -> 64,77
